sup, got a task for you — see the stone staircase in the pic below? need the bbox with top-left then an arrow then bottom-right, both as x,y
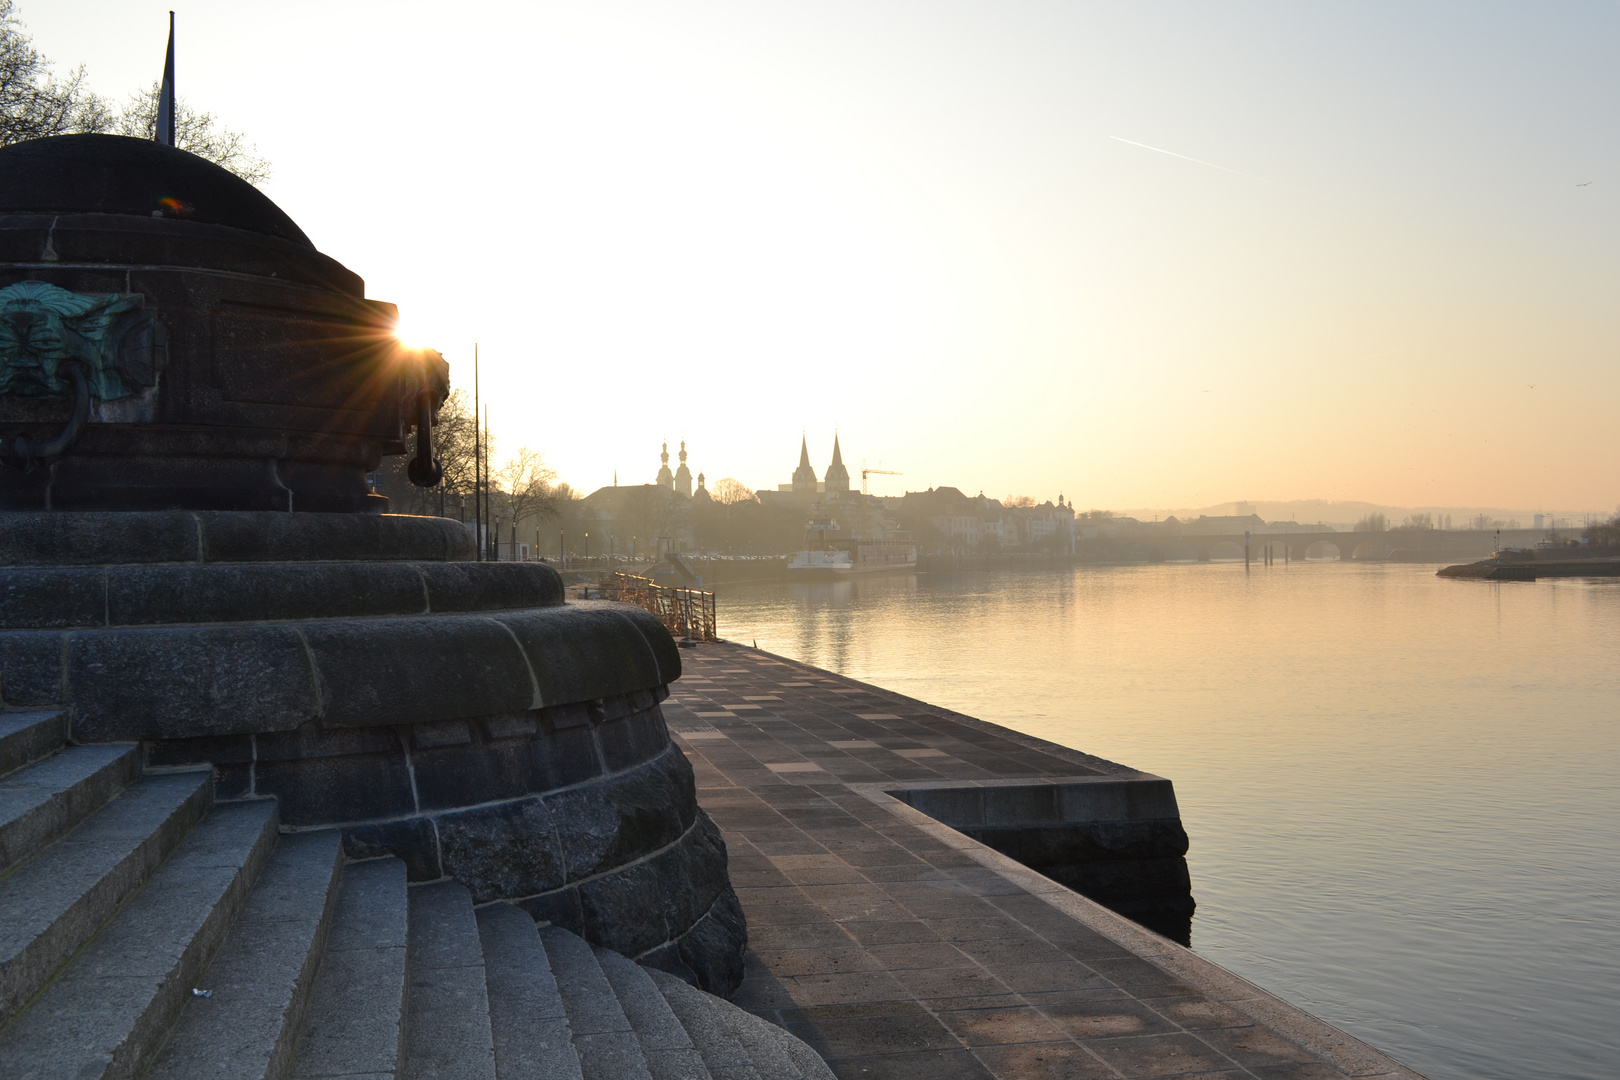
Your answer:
0,711 -> 832,1080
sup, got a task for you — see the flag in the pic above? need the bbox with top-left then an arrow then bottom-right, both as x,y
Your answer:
155,12 -> 176,146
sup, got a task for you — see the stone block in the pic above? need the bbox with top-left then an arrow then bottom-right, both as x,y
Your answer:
254,725 -> 402,763
255,749 -> 414,827
900,786 -> 984,827
197,512 -> 473,563
145,734 -> 255,768
410,737 -> 540,812
213,762 -> 252,799
982,784 -> 1060,826
105,563 -> 427,625
0,631 -> 65,705
1055,782 -> 1132,822
675,889 -> 749,997
418,562 -> 563,612
525,723 -> 603,791
64,624 -> 318,741
517,886 -> 584,935
482,713 -> 538,740
577,857 -> 670,958
435,797 -> 568,903
0,511 -> 199,566
302,615 -> 536,729
0,568 -> 105,629
596,708 -> 672,773
340,818 -> 442,881
496,607 -> 677,707
543,702 -> 591,731
544,754 -> 690,883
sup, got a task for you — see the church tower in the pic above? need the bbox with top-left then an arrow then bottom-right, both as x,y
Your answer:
693,472 -> 711,504
824,434 -> 850,495
675,440 -> 693,497
655,442 -> 674,489
791,436 -> 818,494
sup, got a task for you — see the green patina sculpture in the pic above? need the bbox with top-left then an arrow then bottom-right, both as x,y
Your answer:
0,281 -> 166,402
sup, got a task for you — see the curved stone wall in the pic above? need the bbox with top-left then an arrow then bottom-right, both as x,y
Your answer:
0,511 -> 747,994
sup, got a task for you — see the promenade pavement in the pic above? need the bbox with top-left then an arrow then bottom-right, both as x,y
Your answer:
661,641 -> 1427,1080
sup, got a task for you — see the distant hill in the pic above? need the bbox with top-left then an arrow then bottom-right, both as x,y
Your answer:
1118,499 -> 1602,531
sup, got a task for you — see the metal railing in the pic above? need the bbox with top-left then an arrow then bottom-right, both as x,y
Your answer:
601,572 -> 718,642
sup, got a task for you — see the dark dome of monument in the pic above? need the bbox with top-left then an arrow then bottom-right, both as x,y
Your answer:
0,133 -> 311,248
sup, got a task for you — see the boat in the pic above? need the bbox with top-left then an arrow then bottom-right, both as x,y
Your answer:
787,513 -> 916,577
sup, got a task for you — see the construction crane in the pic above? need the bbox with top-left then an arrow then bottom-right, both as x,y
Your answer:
861,461 -> 902,495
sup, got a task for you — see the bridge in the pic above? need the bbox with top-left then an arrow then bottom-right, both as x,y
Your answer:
1101,528 -> 1556,564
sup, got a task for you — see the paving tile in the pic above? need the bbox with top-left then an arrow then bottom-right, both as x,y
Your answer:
934,1006 -> 1071,1046
1039,995 -> 1181,1039
970,1042 -> 1116,1079
893,965 -> 1015,1002
1145,996 -> 1256,1030
781,1009 -> 962,1059
1085,1032 -> 1242,1077
828,1049 -> 997,1080
751,947 -> 883,977
1197,1025 -> 1320,1068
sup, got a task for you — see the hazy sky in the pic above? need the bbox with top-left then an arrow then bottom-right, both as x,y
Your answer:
28,2 -> 1620,511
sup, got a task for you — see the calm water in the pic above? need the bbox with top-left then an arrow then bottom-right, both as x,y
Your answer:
712,563 -> 1620,1080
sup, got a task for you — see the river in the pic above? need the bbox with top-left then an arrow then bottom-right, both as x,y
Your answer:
710,562 -> 1619,1080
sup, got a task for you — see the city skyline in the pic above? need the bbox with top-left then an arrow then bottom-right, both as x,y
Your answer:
28,1 -> 1620,510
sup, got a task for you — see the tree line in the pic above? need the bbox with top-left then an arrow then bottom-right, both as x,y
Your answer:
0,1 -> 268,181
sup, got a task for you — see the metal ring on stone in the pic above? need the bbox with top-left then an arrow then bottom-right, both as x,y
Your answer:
6,361 -> 90,472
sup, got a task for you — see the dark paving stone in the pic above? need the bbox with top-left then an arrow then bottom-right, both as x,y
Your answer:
828,1049 -> 996,1080
1198,1025 -> 1323,1068
1039,995 -> 1182,1040
970,1042 -> 1117,1079
934,1006 -> 1070,1046
781,1008 -> 961,1059
1085,1032 -> 1242,1076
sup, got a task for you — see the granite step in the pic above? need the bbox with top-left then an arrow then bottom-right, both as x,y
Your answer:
0,770 -> 212,1025
722,1008 -> 807,1080
0,741 -> 140,875
0,709 -> 66,779
145,829 -> 345,1080
539,925 -> 654,1080
474,904 -> 584,1080
402,882 -> 497,1080
645,969 -> 761,1080
591,945 -> 709,1080
0,798 -> 279,1080
730,1009 -> 836,1080
288,857 -> 410,1080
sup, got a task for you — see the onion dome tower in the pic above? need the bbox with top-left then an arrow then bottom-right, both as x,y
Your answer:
694,471 -> 711,503
674,440 -> 692,497
655,441 -> 674,489
791,435 -> 817,493
824,433 -> 850,494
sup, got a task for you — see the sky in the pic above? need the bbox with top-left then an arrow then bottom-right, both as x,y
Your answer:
26,1 -> 1620,514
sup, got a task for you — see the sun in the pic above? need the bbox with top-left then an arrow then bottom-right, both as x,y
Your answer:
392,319 -> 427,350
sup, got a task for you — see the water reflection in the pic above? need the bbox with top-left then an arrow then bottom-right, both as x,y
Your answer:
713,564 -> 1620,1080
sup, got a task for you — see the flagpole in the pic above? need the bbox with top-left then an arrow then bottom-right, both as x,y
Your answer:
156,12 -> 176,146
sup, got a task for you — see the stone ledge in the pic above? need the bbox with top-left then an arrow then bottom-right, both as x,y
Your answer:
0,561 -> 563,631
0,603 -> 678,741
0,511 -> 474,567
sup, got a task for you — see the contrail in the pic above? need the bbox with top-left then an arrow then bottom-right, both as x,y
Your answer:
1109,136 -> 1272,183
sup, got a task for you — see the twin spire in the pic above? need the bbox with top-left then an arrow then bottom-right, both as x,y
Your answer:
792,434 -> 849,494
